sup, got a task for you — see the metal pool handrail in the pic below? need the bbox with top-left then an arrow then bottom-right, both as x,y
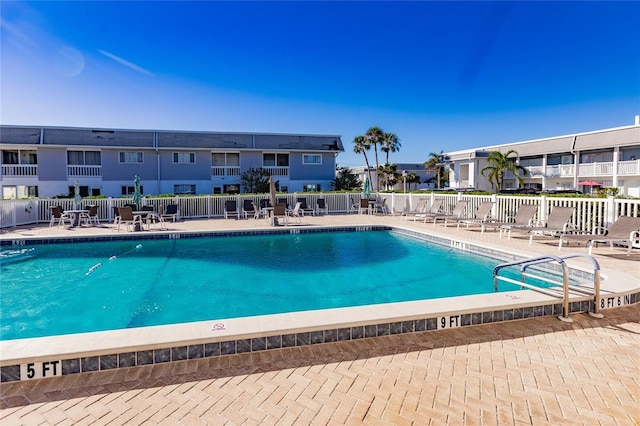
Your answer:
493,253 -> 603,322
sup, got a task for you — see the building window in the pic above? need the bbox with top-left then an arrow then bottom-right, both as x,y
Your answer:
223,184 -> 240,194
580,151 -> 613,163
303,154 -> 322,165
173,152 -> 196,164
304,183 -> 321,192
174,184 -> 195,195
119,152 -> 144,163
2,185 -> 38,198
263,153 -> 289,167
2,149 -> 37,165
121,185 -> 143,196
68,150 -> 101,165
70,185 -> 90,197
212,152 -> 239,166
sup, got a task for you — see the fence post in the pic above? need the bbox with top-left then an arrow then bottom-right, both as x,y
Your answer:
606,195 -> 616,223
539,195 -> 548,223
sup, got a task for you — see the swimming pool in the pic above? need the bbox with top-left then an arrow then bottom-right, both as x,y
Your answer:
1,230 -> 536,341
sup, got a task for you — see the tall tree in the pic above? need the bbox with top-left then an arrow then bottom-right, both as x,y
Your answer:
380,132 -> 401,164
364,126 -> 384,189
353,135 -> 373,188
424,151 -> 447,189
480,150 -> 528,192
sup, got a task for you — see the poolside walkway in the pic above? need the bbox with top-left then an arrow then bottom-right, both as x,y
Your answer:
1,215 -> 639,425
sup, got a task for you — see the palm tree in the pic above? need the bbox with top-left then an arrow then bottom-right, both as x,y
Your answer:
353,135 -> 373,189
424,151 -> 446,189
377,163 -> 398,190
380,132 -> 401,164
480,150 -> 528,192
406,171 -> 421,191
364,126 -> 384,189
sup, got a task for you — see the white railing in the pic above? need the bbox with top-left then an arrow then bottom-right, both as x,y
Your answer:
545,164 -> 575,178
210,166 -> 240,176
265,167 -> 289,176
578,162 -> 614,176
1,165 -> 38,176
1,194 -> 639,234
618,159 -> 640,175
67,165 -> 102,177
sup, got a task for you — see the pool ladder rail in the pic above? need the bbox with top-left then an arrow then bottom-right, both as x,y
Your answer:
493,254 -> 603,323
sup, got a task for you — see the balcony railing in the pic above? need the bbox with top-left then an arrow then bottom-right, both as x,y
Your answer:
618,159 -> 640,175
578,162 -> 613,176
1,164 -> 38,176
265,167 -> 289,177
211,166 -> 240,177
545,164 -> 575,178
67,165 -> 102,177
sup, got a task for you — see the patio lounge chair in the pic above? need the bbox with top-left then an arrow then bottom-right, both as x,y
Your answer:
507,206 -> 576,243
426,200 -> 468,226
456,202 -> 495,231
297,197 -> 315,216
161,204 -> 179,222
558,215 -> 640,256
401,198 -> 428,221
405,199 -> 443,222
242,199 -> 257,219
224,200 -> 240,219
482,204 -> 538,237
116,206 -> 143,232
316,198 -> 328,215
49,206 -> 71,227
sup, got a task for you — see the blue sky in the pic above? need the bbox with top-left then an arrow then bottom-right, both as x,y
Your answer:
2,1 -> 639,167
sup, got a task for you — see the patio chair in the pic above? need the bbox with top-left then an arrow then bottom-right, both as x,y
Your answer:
316,198 -> 329,215
456,202 -> 496,232
80,205 -> 99,225
161,204 -> 179,222
273,203 -> 288,226
277,198 -> 289,209
49,206 -> 71,227
373,198 -> 390,215
287,201 -> 303,224
426,200 -> 468,226
507,206 -> 576,243
482,204 -> 538,237
358,198 -> 370,215
224,200 -> 240,219
116,206 -> 143,232
297,197 -> 315,216
242,199 -> 257,219
558,215 -> 640,256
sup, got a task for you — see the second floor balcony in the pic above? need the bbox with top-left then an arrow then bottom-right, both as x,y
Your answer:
1,164 -> 38,177
211,166 -> 241,177
67,165 -> 102,177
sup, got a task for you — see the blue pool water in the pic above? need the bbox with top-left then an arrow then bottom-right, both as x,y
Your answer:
1,231 -> 529,340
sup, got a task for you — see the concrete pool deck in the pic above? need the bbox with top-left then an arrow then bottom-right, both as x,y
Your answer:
1,214 -> 639,424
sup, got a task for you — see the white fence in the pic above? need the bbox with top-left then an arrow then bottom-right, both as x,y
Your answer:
1,193 -> 639,233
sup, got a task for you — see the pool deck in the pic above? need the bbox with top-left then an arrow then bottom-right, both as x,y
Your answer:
1,214 -> 639,424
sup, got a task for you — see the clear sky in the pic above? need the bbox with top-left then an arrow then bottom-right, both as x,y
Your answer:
2,1 -> 639,168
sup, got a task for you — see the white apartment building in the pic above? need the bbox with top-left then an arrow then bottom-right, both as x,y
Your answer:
445,116 -> 640,197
